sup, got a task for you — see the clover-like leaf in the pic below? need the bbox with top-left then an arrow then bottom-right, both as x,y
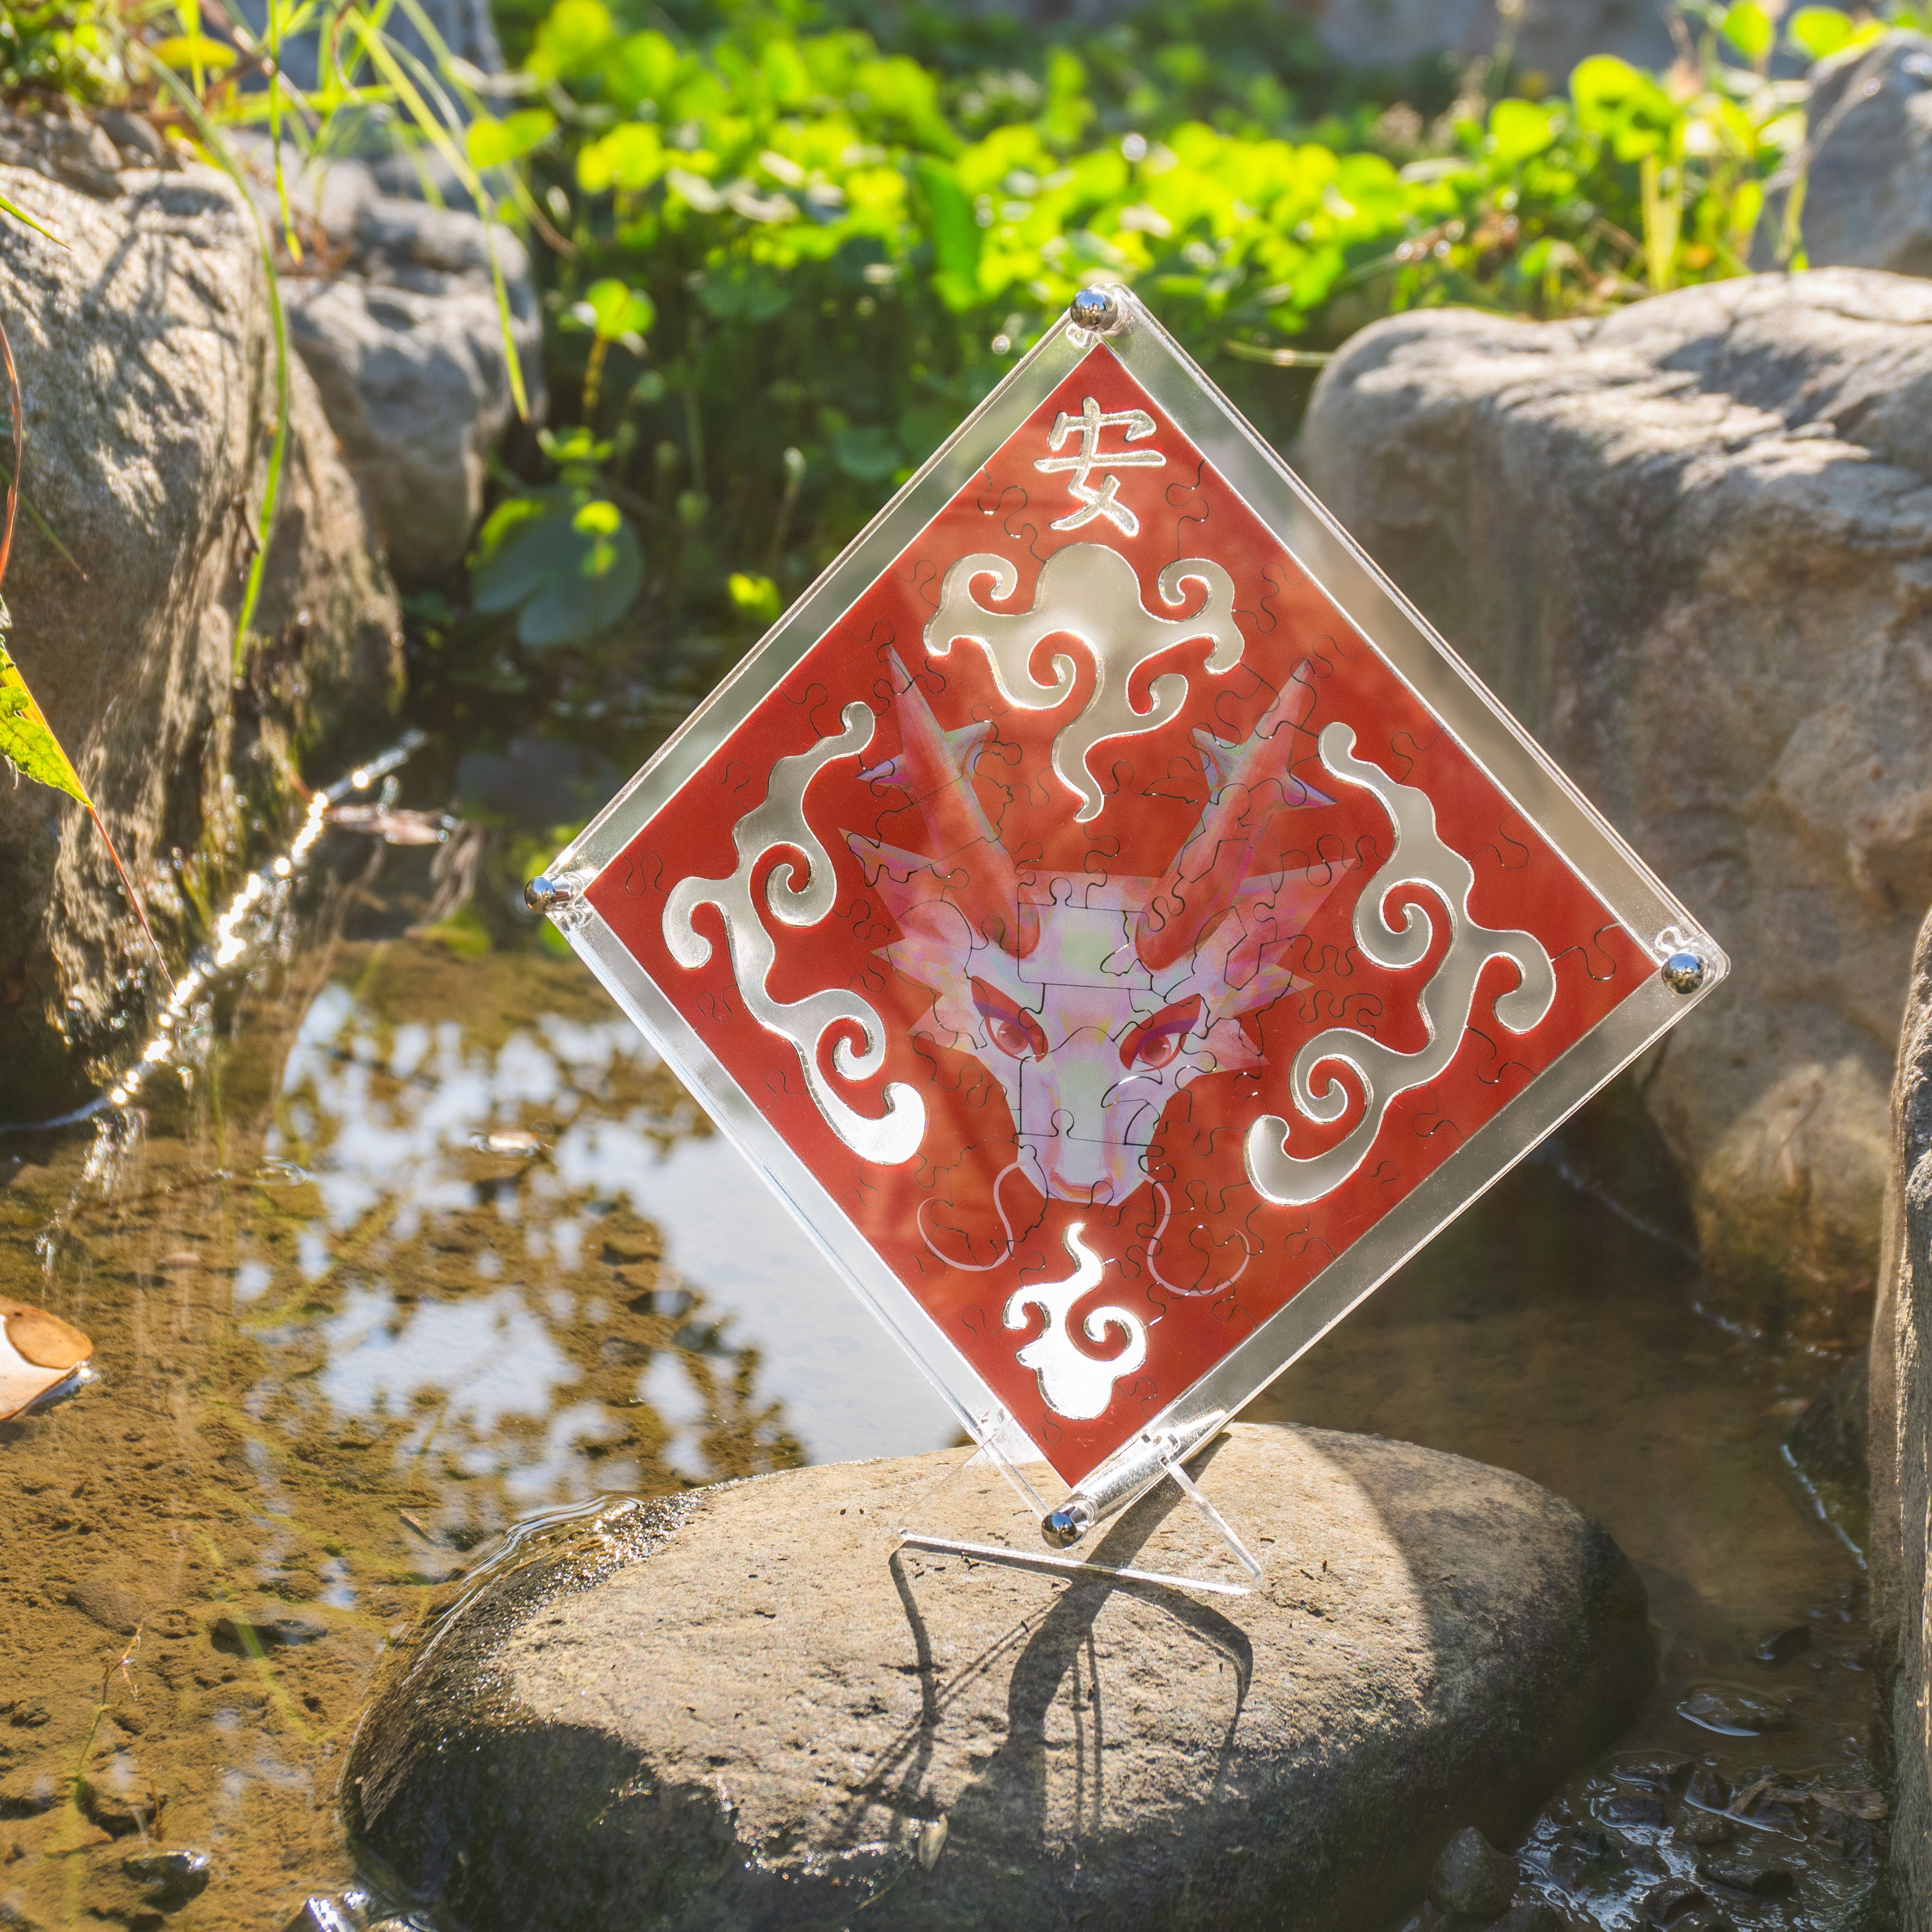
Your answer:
832,423 -> 902,482
471,490 -> 644,648
1787,6 -> 1857,60
1721,2 -> 1776,64
575,278 -> 656,343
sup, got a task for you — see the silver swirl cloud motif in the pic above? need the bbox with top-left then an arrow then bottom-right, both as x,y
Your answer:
923,544 -> 1243,823
663,702 -> 926,1166
1245,722 -> 1556,1207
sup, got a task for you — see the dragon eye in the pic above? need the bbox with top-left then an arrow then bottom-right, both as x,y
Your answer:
971,977 -> 1047,1061
989,1017 -> 1034,1059
1121,997 -> 1202,1071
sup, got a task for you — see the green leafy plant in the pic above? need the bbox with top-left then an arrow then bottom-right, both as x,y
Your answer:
11,0 -> 1928,760
471,429 -> 646,646
426,0 -> 1919,747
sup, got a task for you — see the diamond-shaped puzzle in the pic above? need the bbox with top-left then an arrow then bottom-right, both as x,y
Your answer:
543,291 -> 1725,1498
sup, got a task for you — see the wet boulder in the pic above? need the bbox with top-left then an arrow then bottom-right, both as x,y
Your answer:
346,1423 -> 1653,1932
1872,902 -> 1932,1932
0,159 -> 401,1114
1299,269 -> 1932,1339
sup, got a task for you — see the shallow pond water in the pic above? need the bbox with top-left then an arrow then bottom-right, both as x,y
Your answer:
0,825 -> 1887,1932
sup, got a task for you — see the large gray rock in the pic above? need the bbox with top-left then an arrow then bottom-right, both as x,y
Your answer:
237,144 -> 543,585
1872,904 -> 1932,1932
1284,0 -> 1676,79
1298,271 -> 1932,1339
1795,33 -> 1932,279
0,161 -> 401,1111
347,1424 -> 1652,1932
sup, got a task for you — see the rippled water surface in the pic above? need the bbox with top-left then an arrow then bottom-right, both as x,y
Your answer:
0,833 -> 1886,1931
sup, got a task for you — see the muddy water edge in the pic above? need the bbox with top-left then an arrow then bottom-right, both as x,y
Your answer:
0,824 -> 1891,1932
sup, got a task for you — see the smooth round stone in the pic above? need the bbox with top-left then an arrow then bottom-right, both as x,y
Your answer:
347,1423 -> 1652,1931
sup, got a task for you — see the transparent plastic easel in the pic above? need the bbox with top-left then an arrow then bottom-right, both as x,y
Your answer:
893,1401 -> 1264,1602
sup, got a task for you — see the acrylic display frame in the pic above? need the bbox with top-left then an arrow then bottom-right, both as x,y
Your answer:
534,286 -> 1728,1584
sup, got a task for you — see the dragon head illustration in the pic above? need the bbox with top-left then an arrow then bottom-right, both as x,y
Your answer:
847,652 -> 1347,1204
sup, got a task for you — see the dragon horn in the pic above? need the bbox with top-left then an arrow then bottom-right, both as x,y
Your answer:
854,652 -> 1037,957
1134,665 -> 1325,973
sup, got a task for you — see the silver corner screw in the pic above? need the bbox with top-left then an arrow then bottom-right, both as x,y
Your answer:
1661,950 -> 1707,996
525,871 -> 589,926
1041,1499 -> 1095,1549
1070,286 -> 1126,337
1654,925 -> 1712,996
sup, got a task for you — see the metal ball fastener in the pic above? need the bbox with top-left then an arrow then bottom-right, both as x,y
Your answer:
1041,1501 -> 1094,1548
1662,950 -> 1707,995
525,873 -> 577,914
1070,286 -> 1123,336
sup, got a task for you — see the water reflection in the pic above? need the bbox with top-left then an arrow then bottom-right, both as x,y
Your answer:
0,914 -> 958,1932
314,1283 -> 626,1503
259,957 -> 953,1516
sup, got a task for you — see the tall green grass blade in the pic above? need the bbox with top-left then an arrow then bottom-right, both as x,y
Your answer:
139,49 -> 292,674
0,461 -> 87,580
0,189 -> 66,248
346,13 -> 531,420
266,0 -> 302,263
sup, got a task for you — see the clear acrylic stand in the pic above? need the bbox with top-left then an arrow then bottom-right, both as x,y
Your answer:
897,1405 -> 1264,1600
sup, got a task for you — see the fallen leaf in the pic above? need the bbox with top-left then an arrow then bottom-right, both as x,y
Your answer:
0,640 -> 91,804
0,1296 -> 94,1420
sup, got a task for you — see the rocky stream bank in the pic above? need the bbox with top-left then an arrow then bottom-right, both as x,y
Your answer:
0,113 -> 534,1117
1,40 -> 1930,1932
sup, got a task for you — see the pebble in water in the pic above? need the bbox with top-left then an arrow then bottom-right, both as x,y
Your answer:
123,1849 -> 211,1908
1752,1622 -> 1811,1666
0,1297 -> 92,1421
1678,1810 -> 1735,1847
211,1608 -> 330,1651
1699,1857 -> 1796,1897
1643,1876 -> 1716,1923
283,1899 -> 360,1932
1675,1686 -> 1790,1736
1493,1898 -> 1573,1931
1428,1825 -> 1520,1918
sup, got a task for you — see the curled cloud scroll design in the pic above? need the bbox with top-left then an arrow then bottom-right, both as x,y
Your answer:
663,702 -> 926,1166
1002,1222 -> 1148,1421
923,543 -> 1243,823
1245,722 -> 1557,1208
